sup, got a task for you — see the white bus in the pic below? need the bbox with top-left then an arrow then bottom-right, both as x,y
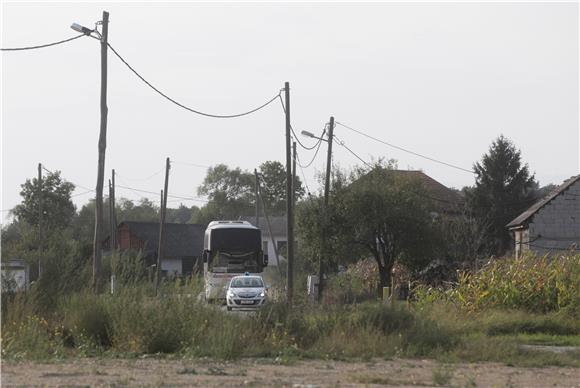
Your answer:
202,221 -> 268,302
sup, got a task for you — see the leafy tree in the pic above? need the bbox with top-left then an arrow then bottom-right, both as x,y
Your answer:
166,204 -> 198,224
197,164 -> 254,222
298,162 -> 440,295
258,161 -> 304,215
195,161 -> 304,224
466,135 -> 537,255
13,170 -> 75,230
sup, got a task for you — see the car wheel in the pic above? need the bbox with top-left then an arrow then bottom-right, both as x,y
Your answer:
227,306 -> 232,311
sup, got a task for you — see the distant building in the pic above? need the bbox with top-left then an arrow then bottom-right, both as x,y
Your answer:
104,221 -> 204,277
355,169 -> 464,215
507,175 -> 580,258
239,216 -> 287,267
1,259 -> 29,292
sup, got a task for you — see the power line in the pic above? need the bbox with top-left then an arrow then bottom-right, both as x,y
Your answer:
296,136 -> 325,169
171,160 -> 211,169
107,42 -> 280,119
1,34 -> 86,51
278,95 -> 325,151
335,121 -> 475,174
116,184 -> 208,203
294,150 -> 312,196
333,134 -> 372,168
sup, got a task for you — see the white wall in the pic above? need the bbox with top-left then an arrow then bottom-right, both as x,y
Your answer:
162,258 -> 182,276
262,236 -> 287,267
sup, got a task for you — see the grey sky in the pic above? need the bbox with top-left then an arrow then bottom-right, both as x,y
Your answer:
2,2 -> 578,222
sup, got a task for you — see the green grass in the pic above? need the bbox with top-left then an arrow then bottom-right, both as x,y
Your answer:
2,279 -> 579,368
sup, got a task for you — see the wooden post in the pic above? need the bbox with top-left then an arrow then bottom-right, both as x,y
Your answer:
318,116 -> 334,302
93,10 -> 109,293
254,168 -> 260,227
155,157 -> 170,295
37,163 -> 43,279
284,81 -> 294,305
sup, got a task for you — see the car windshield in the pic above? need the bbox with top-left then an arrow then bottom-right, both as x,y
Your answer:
230,277 -> 264,288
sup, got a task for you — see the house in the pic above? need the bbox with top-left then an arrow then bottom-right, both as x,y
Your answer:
239,216 -> 287,267
507,175 -> 580,258
104,221 -> 205,277
1,259 -> 29,292
356,169 -> 464,215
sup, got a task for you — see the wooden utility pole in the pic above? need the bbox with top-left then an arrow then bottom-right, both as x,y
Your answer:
257,177 -> 283,278
318,116 -> 334,302
111,169 -> 117,250
93,10 -> 109,293
37,163 -> 43,279
284,81 -> 294,305
108,179 -> 113,248
155,157 -> 170,296
254,169 -> 260,227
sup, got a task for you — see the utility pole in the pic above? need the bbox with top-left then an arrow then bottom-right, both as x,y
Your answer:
93,10 -> 109,293
284,81 -> 294,305
318,116 -> 334,302
156,157 -> 170,296
254,169 -> 260,227
111,169 -> 117,250
37,163 -> 43,279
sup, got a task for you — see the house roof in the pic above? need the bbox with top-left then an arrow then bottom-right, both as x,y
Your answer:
119,221 -> 205,258
238,216 -> 287,237
355,169 -> 464,212
506,174 -> 580,229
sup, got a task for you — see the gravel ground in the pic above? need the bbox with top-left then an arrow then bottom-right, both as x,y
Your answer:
2,357 -> 579,387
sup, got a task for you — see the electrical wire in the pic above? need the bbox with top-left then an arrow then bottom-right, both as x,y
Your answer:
116,184 -> 208,203
335,121 -> 475,174
107,42 -> 280,119
333,135 -> 372,168
294,150 -> 312,196
278,95 -> 325,151
171,160 -> 211,169
296,135 -> 325,169
1,34 -> 86,51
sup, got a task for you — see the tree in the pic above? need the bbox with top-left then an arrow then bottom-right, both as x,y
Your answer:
297,162 -> 440,294
195,161 -> 304,224
466,135 -> 537,255
258,161 -> 304,215
197,164 -> 254,222
13,170 -> 75,230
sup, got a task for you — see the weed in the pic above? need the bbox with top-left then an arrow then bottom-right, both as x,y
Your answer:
432,364 -> 454,386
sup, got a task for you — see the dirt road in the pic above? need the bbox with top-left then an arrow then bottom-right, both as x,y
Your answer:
2,357 -> 578,387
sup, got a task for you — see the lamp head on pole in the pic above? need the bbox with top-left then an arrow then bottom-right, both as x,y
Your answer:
70,23 -> 93,35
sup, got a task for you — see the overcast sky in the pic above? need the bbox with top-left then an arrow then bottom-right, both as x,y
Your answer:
2,2 -> 578,223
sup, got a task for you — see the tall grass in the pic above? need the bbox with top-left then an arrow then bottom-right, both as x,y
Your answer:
414,254 -> 579,314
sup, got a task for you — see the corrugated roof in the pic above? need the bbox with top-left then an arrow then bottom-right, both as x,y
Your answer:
120,221 -> 205,258
506,175 -> 580,229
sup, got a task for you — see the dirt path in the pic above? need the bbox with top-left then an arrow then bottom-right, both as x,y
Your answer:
2,357 -> 578,387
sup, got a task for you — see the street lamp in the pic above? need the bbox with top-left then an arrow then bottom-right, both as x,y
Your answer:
71,12 -> 110,293
70,23 -> 94,36
302,119 -> 334,302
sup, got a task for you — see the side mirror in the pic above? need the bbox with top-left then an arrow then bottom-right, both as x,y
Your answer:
202,250 -> 209,263
263,254 -> 269,267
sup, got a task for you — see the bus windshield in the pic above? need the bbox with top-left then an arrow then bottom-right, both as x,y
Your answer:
208,228 -> 262,273
210,228 -> 261,254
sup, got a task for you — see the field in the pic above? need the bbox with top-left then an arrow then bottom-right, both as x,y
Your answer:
3,357 -> 579,387
1,255 -> 579,386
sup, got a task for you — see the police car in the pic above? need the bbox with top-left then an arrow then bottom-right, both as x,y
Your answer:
225,273 -> 267,311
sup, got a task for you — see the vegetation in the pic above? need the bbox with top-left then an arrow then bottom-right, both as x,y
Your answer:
414,254 -> 579,315
466,135 -> 537,255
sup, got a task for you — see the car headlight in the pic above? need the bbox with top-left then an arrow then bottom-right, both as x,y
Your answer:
259,291 -> 266,298
227,290 -> 236,297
